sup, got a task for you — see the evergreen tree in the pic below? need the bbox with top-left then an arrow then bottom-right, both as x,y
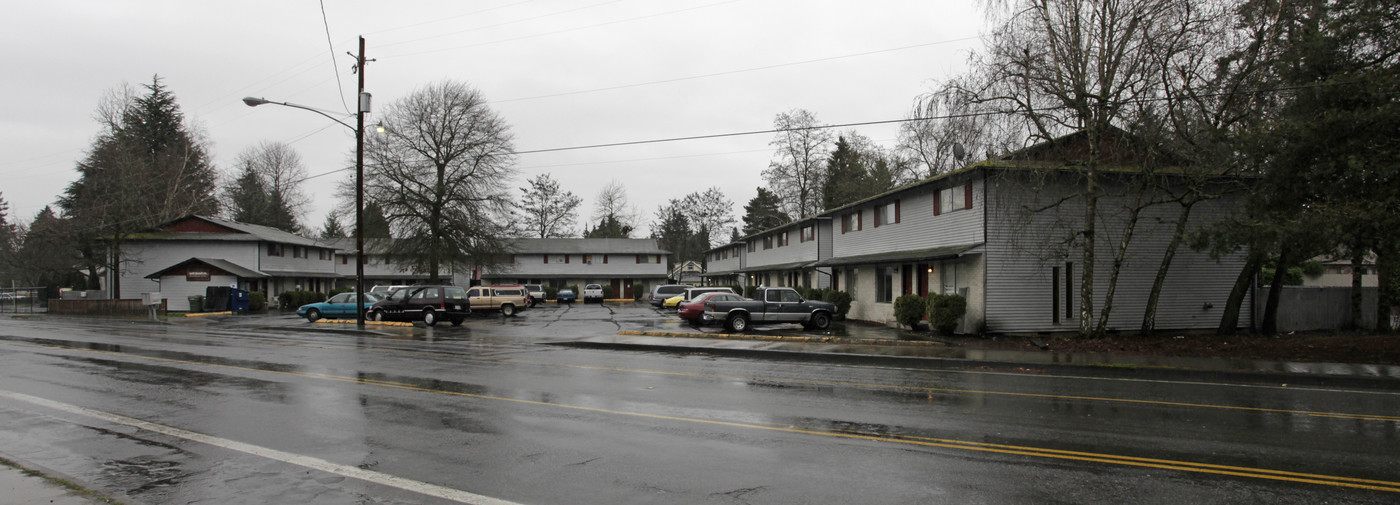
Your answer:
741,187 -> 790,235
15,207 -> 84,291
583,215 -> 631,238
318,215 -> 347,239
59,76 -> 219,297
362,202 -> 392,239
223,141 -> 307,233
821,137 -> 869,210
0,193 -> 19,283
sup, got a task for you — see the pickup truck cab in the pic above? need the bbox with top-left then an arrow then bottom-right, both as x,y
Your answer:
468,285 -> 529,317
702,287 -> 838,332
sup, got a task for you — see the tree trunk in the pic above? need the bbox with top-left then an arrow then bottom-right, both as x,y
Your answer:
1261,245 -> 1292,335
1377,243 -> 1394,332
1350,249 -> 1364,330
1143,201 -> 1194,335
1218,250 -> 1263,335
1079,168 -> 1100,338
1095,181 -> 1147,337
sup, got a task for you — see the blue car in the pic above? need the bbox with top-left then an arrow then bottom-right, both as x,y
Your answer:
555,289 -> 576,304
297,292 -> 384,322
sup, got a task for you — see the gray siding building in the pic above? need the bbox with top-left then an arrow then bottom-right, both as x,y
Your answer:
481,238 -> 670,299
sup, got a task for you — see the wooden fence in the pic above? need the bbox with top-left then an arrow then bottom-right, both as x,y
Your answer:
48,299 -> 167,317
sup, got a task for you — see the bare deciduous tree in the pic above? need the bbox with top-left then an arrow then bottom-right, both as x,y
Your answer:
360,80 -> 517,282
762,109 -> 832,219
517,173 -> 582,238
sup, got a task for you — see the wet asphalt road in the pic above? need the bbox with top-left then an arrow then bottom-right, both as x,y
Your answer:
0,303 -> 1397,504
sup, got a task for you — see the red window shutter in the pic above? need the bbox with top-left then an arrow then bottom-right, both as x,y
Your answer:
604,255 -> 609,264
933,190 -> 942,216
874,206 -> 881,228
895,200 -> 901,223
841,216 -> 847,234
544,255 -> 549,264
565,255 -> 570,264
636,255 -> 642,264
858,210 -> 863,231
964,183 -> 973,210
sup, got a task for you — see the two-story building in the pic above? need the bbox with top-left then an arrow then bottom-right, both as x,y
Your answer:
323,238 -> 435,289
481,238 -> 670,299
711,132 -> 1252,335
112,215 -> 341,311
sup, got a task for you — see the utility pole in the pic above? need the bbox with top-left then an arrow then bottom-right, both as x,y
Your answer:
355,36 -> 371,329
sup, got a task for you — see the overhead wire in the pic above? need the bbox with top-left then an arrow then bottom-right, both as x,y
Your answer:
319,0 -> 353,115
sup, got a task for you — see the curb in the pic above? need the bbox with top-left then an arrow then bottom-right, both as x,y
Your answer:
616,330 -> 946,347
182,311 -> 231,318
550,335 -> 1400,390
314,319 -> 414,327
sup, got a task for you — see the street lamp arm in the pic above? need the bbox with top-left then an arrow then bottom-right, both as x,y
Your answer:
242,97 -> 354,131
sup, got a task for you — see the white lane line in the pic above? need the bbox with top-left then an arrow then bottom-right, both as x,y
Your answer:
0,390 -> 523,505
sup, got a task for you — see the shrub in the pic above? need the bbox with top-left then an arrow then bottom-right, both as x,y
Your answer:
249,292 -> 267,312
744,285 -> 758,298
545,287 -> 559,300
826,290 -> 852,317
927,293 -> 967,336
328,287 -> 353,297
602,285 -> 616,299
893,294 -> 927,329
277,291 -> 326,310
632,284 -> 646,300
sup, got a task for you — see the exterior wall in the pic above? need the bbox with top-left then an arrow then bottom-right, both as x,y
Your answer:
159,274 -> 237,311
830,177 -> 985,258
983,170 -> 1251,334
116,240 -> 258,300
488,253 -> 668,278
332,253 -> 430,283
745,227 -> 817,269
258,243 -> 338,276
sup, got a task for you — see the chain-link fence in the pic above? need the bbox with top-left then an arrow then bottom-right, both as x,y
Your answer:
0,287 -> 48,314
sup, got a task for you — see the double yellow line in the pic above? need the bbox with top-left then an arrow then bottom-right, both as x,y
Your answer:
9,338 -> 1400,493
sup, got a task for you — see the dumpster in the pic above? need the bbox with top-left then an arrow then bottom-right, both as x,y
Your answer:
230,288 -> 250,313
204,286 -> 232,311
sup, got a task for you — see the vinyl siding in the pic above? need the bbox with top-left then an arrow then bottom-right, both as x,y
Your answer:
746,228 -> 818,269
983,170 -> 1251,333
486,253 -> 668,277
259,243 -> 338,276
830,178 -> 984,258
117,240 -> 260,299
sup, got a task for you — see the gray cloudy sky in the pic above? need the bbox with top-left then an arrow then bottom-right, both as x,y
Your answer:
1,0 -> 983,234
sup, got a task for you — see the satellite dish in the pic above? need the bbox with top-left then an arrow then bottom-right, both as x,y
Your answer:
953,142 -> 967,162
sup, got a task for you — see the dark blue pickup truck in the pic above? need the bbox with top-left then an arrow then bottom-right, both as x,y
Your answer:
700,287 -> 838,332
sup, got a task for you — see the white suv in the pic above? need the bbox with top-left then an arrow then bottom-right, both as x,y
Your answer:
583,284 -> 605,303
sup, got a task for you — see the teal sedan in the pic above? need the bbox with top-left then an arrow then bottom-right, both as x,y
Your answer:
298,292 -> 383,322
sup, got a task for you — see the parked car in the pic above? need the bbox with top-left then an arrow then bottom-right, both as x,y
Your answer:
369,284 -> 411,297
701,286 -> 838,332
297,292 -> 383,322
665,286 -> 735,308
556,288 -> 577,304
468,285 -> 529,316
678,291 -> 745,327
583,283 -> 605,303
522,284 -> 545,307
648,284 -> 694,307
368,285 -> 470,326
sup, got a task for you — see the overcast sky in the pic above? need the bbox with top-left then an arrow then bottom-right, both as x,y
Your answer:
1,0 -> 984,236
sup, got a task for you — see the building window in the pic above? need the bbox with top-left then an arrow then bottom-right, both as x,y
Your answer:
876,266 -> 895,303
842,211 -> 863,233
267,243 -> 283,257
936,183 -> 971,215
777,231 -> 789,247
341,256 -> 348,265
583,254 -> 593,264
848,267 -> 859,298
763,236 -> 773,250
800,225 -> 815,242
748,241 -> 756,253
875,201 -> 900,227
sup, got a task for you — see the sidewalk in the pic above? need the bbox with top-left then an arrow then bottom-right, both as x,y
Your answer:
552,323 -> 1400,388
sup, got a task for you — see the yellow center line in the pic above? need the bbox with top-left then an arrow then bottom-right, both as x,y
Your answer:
13,340 -> 1399,494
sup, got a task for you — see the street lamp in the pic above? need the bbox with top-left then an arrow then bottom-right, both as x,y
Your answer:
242,36 -> 372,328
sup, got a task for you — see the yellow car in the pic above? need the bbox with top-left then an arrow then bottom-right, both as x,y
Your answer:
663,294 -> 685,308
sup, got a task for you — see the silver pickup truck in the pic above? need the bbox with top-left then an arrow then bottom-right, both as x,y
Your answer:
701,287 -> 838,332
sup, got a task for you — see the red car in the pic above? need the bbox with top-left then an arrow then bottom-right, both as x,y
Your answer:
678,292 -> 746,327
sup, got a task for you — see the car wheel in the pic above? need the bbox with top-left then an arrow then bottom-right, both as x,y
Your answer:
422,309 -> 437,327
371,310 -> 385,322
501,304 -> 517,317
726,313 -> 750,333
306,308 -> 321,323
809,312 -> 832,331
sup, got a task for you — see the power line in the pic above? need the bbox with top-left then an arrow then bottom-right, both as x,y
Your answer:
319,0 -> 352,115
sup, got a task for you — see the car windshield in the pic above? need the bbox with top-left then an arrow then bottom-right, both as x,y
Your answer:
586,284 -> 602,289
